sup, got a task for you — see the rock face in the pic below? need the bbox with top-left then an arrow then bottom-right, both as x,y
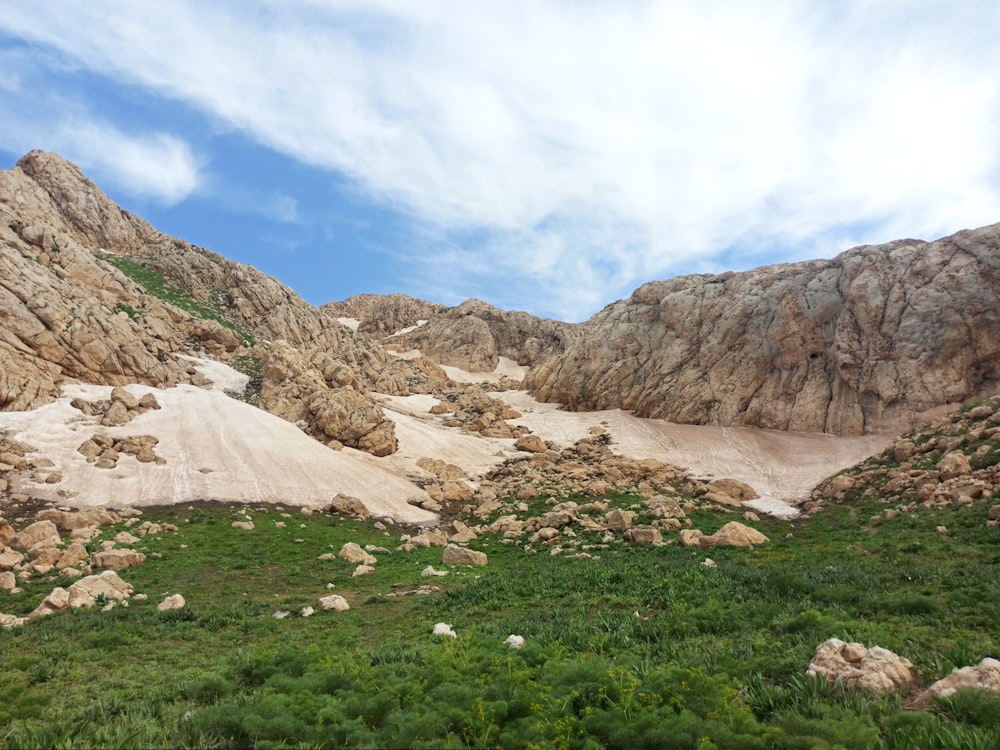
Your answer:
322,293 -> 448,338
341,296 -> 577,372
526,226 -> 1000,436
0,150 -> 427,455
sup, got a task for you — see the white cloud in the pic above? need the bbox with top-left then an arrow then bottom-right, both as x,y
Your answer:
57,124 -> 201,206
3,1 -> 1000,318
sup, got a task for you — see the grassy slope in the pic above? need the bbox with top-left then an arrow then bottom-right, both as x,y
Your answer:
1,485 -> 998,749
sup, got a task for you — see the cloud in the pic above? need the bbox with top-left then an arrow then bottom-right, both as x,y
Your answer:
3,1 -> 1000,319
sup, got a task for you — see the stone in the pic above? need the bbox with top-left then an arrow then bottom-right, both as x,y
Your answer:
625,526 -> 663,545
0,547 -> 24,571
92,548 -> 147,570
442,544 -> 488,566
318,594 -> 350,612
421,565 -> 448,577
806,638 -> 913,693
433,622 -> 457,638
231,521 -> 254,531
515,435 -> 547,453
707,478 -> 759,501
679,529 -> 705,547
441,480 -> 475,503
701,522 -> 769,548
338,542 -> 377,565
29,586 -> 71,617
645,495 -> 685,518
352,564 -> 375,577
328,494 -> 370,519
914,658 -> 1000,707
9,520 -> 61,551
55,542 -> 89,570
606,509 -> 636,530
157,594 -> 186,611
937,451 -> 972,480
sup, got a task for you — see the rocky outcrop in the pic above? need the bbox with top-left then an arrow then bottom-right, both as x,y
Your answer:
352,296 -> 576,372
811,395 -> 1000,516
322,293 -> 448,337
0,151 -> 436,454
526,225 -> 1000,436
259,340 -> 397,455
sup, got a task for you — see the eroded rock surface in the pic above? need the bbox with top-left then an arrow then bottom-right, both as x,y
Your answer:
526,226 -> 1000,436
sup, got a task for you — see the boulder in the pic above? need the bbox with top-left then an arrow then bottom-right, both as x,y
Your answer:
937,451 -> 972,480
625,526 -> 663,545
318,594 -> 350,612
605,508 -> 636,530
0,547 -> 24,571
707,478 -> 759,501
328,494 -> 370,519
55,542 -> 89,570
806,638 -> 913,693
515,435 -> 547,453
442,544 -> 488,566
9,520 -> 61,551
92,548 -> 147,571
29,586 -> 71,617
157,594 -> 186,611
914,658 -> 1000,707
701,522 -> 769,548
679,529 -> 705,548
338,542 -> 377,565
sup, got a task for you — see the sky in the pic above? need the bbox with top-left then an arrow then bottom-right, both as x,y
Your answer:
1,2 -> 999,323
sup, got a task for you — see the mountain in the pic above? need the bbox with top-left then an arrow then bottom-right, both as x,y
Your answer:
523,230 -> 1000,436
0,150 -> 453,455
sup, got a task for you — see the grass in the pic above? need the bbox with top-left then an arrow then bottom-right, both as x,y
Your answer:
1,493 -> 998,748
100,254 -> 254,345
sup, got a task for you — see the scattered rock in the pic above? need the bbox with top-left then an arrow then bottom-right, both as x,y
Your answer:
92,549 -> 147,571
158,594 -> 186,611
338,542 -> 377,565
806,638 -> 913,693
914,658 -> 1000,707
433,622 -> 457,638
442,544 -> 487,566
318,593 -> 350,612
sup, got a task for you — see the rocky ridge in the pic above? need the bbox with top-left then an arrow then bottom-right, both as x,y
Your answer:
333,295 -> 577,373
525,228 -> 1000,436
0,151 -> 450,455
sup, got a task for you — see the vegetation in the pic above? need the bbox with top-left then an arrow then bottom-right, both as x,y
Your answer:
100,253 -> 254,345
1,483 -> 998,749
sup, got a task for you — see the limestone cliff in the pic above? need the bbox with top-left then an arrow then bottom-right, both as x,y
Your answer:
525,225 -> 1000,436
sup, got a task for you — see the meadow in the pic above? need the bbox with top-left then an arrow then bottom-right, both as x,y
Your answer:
1,486 -> 998,749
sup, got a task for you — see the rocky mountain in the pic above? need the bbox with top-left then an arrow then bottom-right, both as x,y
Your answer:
329,295 -> 578,373
524,227 -> 1000,436
0,150 -> 447,454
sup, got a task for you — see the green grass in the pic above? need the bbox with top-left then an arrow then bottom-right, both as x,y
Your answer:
1,496 -> 999,748
100,254 -> 254,345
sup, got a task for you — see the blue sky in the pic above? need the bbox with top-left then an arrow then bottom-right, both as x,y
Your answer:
2,1 -> 999,323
